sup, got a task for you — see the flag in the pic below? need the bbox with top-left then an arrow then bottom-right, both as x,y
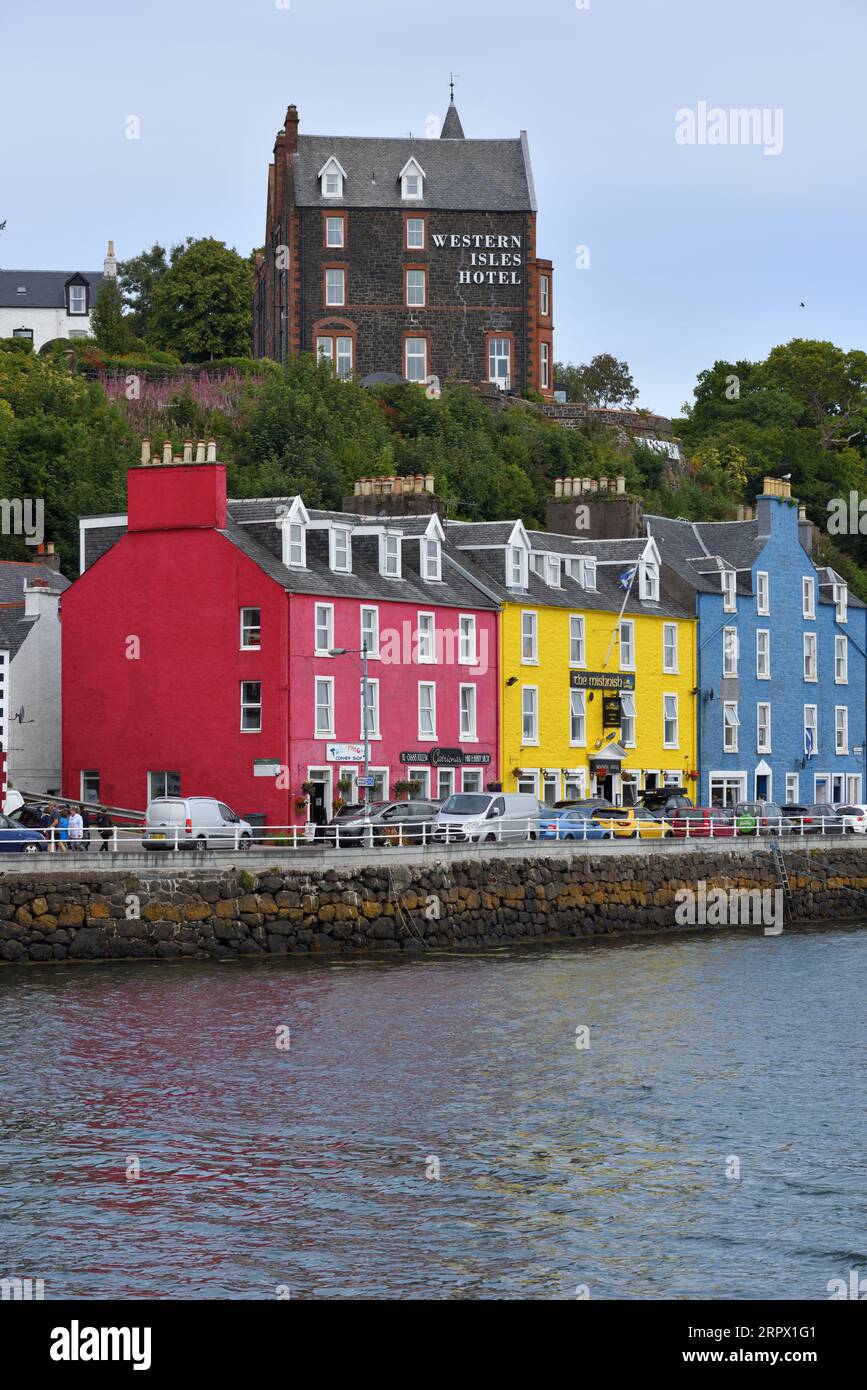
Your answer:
619,567 -> 636,589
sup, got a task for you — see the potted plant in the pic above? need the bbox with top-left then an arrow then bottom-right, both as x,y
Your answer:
294,796 -> 308,817
394,779 -> 412,800
338,775 -> 353,798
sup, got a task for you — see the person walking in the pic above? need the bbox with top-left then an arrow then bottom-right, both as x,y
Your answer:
58,809 -> 70,852
80,805 -> 94,851
97,809 -> 112,853
42,802 -> 59,852
68,807 -> 84,851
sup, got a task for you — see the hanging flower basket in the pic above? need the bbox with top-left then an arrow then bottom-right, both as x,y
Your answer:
595,764 -> 609,780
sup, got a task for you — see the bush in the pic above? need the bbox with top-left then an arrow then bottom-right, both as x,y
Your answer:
0,336 -> 34,354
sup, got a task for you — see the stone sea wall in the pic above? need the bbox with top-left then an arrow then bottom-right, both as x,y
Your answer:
2,845 -> 867,964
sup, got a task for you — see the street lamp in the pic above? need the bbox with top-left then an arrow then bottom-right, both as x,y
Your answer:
329,643 -> 370,802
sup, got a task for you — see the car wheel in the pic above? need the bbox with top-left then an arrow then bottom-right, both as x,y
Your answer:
528,831 -> 537,841
239,834 -> 251,851
631,828 -> 639,839
195,836 -> 208,851
664,830 -> 674,838
483,833 -> 496,843
22,843 -> 39,854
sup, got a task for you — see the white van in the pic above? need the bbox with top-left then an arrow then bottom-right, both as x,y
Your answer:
435,792 -> 542,844
143,797 -> 253,851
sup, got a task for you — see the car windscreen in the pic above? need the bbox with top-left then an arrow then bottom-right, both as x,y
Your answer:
440,795 -> 490,816
341,802 -> 388,821
147,802 -> 185,824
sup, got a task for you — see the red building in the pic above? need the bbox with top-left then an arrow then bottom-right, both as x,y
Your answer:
63,446 -> 500,824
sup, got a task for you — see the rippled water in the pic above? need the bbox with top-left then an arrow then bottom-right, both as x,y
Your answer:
1,926 -> 865,1300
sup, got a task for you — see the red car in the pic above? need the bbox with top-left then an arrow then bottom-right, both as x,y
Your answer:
669,806 -> 736,839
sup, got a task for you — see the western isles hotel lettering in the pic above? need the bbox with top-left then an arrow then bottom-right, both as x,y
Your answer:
431,232 -> 523,285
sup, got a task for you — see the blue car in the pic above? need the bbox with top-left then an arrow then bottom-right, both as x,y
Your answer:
0,812 -> 47,853
539,808 -> 614,841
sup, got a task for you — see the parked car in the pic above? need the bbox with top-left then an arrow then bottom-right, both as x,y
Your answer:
733,801 -> 793,836
593,807 -> 674,839
0,812 -> 47,853
435,792 -> 542,843
787,803 -> 847,835
142,797 -> 253,851
636,788 -> 694,817
833,804 -> 867,834
553,797 -> 617,812
669,806 -> 736,839
325,800 -> 440,846
540,807 -> 614,841
6,802 -> 48,829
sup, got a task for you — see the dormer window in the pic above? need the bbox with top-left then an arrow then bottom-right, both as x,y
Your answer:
834,582 -> 848,623
66,280 -> 88,315
287,523 -> 305,566
280,497 -> 309,568
399,157 -> 425,201
582,557 -> 597,592
318,156 -> 347,199
639,558 -> 659,603
506,545 -> 528,590
722,569 -> 737,611
545,555 -> 561,588
330,526 -> 352,574
380,532 -> 401,579
422,536 -> 441,581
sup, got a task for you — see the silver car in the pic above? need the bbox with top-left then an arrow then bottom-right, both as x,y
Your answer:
143,797 -> 253,851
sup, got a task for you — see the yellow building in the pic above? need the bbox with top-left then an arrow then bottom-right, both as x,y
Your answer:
448,523 -> 698,804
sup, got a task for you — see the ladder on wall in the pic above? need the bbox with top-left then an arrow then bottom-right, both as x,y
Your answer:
769,838 -> 794,920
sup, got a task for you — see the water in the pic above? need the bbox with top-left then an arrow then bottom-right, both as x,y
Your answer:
1,926 -> 865,1300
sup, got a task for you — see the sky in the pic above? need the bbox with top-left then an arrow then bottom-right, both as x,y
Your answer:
1,0 -> 865,417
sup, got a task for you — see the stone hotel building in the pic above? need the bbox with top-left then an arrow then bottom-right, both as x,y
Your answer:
254,98 -> 554,396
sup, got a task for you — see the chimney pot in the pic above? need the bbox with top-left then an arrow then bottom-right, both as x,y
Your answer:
183,440 -> 193,464
140,438 -> 150,465
195,440 -> 205,463
206,440 -> 217,463
425,473 -> 434,493
554,478 -> 564,498
616,474 -> 626,494
162,441 -> 172,466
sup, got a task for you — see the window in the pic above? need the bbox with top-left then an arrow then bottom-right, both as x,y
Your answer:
639,559 -> 659,602
488,336 -> 511,389
462,769 -> 483,794
540,274 -> 550,316
619,620 -> 635,670
786,772 -> 800,805
400,158 -> 425,200
522,687 -> 539,744
834,582 -> 848,623
81,770 -> 100,803
406,217 -> 426,250
620,692 -> 637,747
416,612 -> 436,663
846,774 -> 862,802
380,532 -> 401,578
240,607 -> 261,649
835,635 -> 848,683
409,768 -> 431,800
803,632 -> 817,682
803,576 -> 815,619
723,701 -> 740,753
319,158 -> 345,198
507,545 -> 528,589
663,694 -> 679,748
406,269 -> 426,307
569,615 -> 585,667
582,558 -> 597,592
12,327 -> 33,339
316,334 -> 353,379
835,706 -> 849,755
722,569 -> 737,611
460,684 -> 477,740
325,268 -> 346,306
756,629 -> 770,679
663,623 -> 678,673
570,688 -> 586,745
804,704 -> 817,757
421,536 -> 441,581
361,605 -> 379,658
314,603 -> 334,654
330,527 -> 352,573
325,215 -> 345,248
405,336 -> 428,382
459,614 -> 477,665
418,682 -> 436,739
361,679 -> 380,738
521,611 -> 538,663
315,677 -> 334,737
757,702 -> 771,753
438,768 -> 455,801
756,571 -> 769,614
68,284 -> 86,314
543,554 -> 560,587
723,626 -> 738,678
149,770 -> 180,799
241,681 -> 262,733
287,521 -> 305,568
540,341 -> 550,390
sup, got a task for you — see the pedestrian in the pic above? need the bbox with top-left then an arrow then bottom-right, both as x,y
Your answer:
42,802 -> 60,852
58,809 -> 70,852
68,806 -> 85,852
97,809 -> 112,853
80,804 -> 94,851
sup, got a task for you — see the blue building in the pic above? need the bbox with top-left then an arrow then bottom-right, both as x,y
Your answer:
647,477 -> 867,808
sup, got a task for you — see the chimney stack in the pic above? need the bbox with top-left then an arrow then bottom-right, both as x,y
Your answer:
140,438 -> 150,466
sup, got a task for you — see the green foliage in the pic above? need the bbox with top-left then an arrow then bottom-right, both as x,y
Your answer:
146,239 -> 254,362
0,337 -> 34,355
117,243 -> 170,339
554,353 -> 639,407
90,278 -> 135,354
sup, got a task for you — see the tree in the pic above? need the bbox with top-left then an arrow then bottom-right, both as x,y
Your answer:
553,353 -> 639,408
146,238 -> 254,362
763,339 -> 867,451
90,277 -> 134,354
117,243 -> 170,339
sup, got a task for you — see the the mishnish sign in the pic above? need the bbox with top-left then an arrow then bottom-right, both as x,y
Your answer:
431,232 -> 523,287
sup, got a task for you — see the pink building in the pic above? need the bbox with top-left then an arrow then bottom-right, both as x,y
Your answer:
63,448 -> 499,825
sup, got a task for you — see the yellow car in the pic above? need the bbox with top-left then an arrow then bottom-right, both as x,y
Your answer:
592,808 -> 674,839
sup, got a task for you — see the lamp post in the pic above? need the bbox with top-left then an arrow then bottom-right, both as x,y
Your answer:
329,643 -> 370,802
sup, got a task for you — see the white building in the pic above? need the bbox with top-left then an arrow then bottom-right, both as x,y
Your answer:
0,550 -> 69,795
0,242 -> 116,352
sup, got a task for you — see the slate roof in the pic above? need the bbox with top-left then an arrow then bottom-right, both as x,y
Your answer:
292,133 -> 535,210
0,270 -> 103,309
0,561 -> 68,601
0,608 -> 36,659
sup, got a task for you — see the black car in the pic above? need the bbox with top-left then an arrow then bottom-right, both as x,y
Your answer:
787,803 -> 846,835
325,800 -> 440,846
637,788 -> 694,816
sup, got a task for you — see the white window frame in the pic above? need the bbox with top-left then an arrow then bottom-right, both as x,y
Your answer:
286,521 -> 306,568
834,582 -> 848,623
325,267 -> 346,307
639,559 -> 659,602
329,527 -> 352,573
406,217 -> 425,250
835,705 -> 849,755
540,274 -> 550,316
835,635 -> 848,683
569,688 -> 586,747
756,629 -> 770,680
240,680 -> 262,734
459,614 -> 477,665
804,704 -> 818,757
620,691 -> 637,748
722,569 -> 737,611
380,532 -> 402,579
406,268 -> 426,307
68,283 -> 87,315
404,336 -> 428,382
421,536 -> 441,581
400,158 -> 425,201
416,611 -> 436,664
240,607 -> 261,650
521,686 -> 539,745
756,571 -> 769,615
803,631 -> 817,682
545,554 -> 561,588
362,678 -> 381,740
459,684 -> 477,741
569,614 -> 585,668
314,676 -> 335,738
723,701 -> 740,753
314,602 -> 334,656
360,606 -> 380,660
461,769 -> 484,794
507,545 -> 528,590
663,622 -> 678,673
325,215 -> 345,248
785,772 -> 800,804
418,681 -> 437,740
663,693 -> 679,749
802,576 -> 815,619
582,557 -> 597,592
540,341 -> 550,390
723,626 -> 739,678
757,701 -> 771,754
521,610 -> 538,664
619,620 -> 635,671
